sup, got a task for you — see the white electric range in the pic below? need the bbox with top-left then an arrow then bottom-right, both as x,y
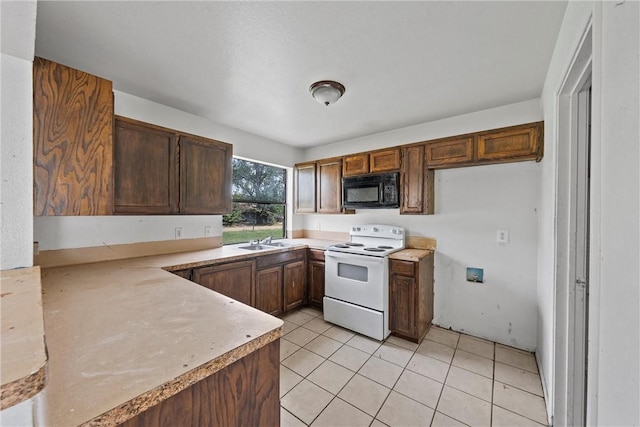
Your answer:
323,224 -> 405,341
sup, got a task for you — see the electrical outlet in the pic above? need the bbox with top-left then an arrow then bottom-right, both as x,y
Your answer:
175,227 -> 183,239
316,223 -> 321,230
33,241 -> 39,256
497,229 -> 509,244
205,226 -> 213,237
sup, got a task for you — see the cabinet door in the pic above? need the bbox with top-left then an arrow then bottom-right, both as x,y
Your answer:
283,260 -> 306,312
343,154 -> 369,176
193,260 -> 255,306
425,136 -> 474,169
400,145 -> 434,215
113,117 -> 179,214
317,158 -> 342,213
180,135 -> 233,214
294,163 -> 316,213
256,266 -> 283,316
476,122 -> 542,162
370,148 -> 400,173
389,273 -> 417,339
308,260 -> 325,308
33,57 -> 114,216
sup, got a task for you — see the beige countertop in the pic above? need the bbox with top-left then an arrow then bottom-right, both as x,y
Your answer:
0,266 -> 47,409
389,248 -> 434,262
37,245 -> 296,426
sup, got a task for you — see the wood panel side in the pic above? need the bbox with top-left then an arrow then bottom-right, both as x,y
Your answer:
33,57 -> 114,215
118,340 -> 280,427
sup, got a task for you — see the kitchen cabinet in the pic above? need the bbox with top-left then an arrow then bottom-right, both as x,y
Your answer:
256,249 -> 307,314
426,136 -> 474,169
113,116 -> 232,215
179,134 -> 233,214
476,122 -> 543,162
307,249 -> 326,309
192,260 -> 255,306
283,260 -> 306,312
294,162 -> 316,213
119,340 -> 279,427
389,254 -> 434,343
342,148 -> 401,177
400,144 -> 434,214
114,117 -> 179,214
33,57 -> 114,216
425,122 -> 543,169
317,157 -> 343,213
295,157 -> 345,214
256,266 -> 283,316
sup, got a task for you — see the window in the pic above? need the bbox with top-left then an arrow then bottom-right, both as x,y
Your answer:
223,158 -> 286,245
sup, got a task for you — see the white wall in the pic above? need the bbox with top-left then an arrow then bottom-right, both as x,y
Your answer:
34,91 -> 304,250
539,1 -> 640,425
1,53 -> 34,268
301,100 -> 543,350
0,0 -> 37,270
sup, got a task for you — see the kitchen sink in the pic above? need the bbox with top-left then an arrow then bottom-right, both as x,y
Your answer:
264,242 -> 291,248
238,244 -> 272,251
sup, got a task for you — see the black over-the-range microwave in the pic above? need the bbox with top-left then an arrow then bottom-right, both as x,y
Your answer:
342,172 -> 399,209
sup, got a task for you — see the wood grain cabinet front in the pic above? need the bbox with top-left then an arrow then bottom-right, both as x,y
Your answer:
113,116 -> 232,215
192,260 -> 256,307
476,122 -> 543,162
342,148 -> 401,177
113,117 -> 178,214
307,249 -> 326,308
389,255 -> 434,343
294,163 -> 317,213
33,57 -> 114,216
400,144 -> 434,215
283,260 -> 306,312
256,266 -> 283,316
317,157 -> 343,213
425,136 -> 475,169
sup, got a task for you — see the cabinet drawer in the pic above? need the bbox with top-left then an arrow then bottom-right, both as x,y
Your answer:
390,259 -> 416,276
309,249 -> 326,262
426,137 -> 474,168
257,249 -> 305,268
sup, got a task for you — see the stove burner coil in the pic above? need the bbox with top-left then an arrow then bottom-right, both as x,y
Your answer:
364,247 -> 385,252
345,243 -> 364,247
378,245 -> 393,249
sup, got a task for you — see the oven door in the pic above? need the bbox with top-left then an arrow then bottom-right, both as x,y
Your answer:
324,251 -> 388,311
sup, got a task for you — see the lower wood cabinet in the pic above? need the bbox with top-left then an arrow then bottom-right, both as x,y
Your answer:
118,339 -> 279,427
256,266 -> 283,316
389,255 -> 434,343
307,249 -> 326,308
283,260 -> 306,312
192,260 -> 255,307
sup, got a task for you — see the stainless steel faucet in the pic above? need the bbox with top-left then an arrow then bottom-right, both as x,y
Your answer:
259,235 -> 272,244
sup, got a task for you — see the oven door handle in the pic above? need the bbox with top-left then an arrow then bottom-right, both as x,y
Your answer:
324,251 -> 386,265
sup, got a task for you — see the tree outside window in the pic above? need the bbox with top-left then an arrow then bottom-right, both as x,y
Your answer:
222,158 -> 286,245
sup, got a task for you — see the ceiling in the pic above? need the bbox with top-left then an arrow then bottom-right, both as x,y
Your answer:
35,1 -> 567,149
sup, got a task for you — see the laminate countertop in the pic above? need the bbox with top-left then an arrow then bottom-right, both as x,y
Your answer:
0,266 -> 47,409
37,239 -> 341,426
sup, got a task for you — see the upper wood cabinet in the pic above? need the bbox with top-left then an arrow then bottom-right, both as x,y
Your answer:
476,122 -> 543,162
294,162 -> 316,213
114,118 -> 178,214
317,157 -> 343,213
33,57 -> 114,216
113,117 -> 232,215
179,134 -> 233,214
400,145 -> 434,215
425,136 -> 474,169
425,122 -> 543,169
342,148 -> 401,176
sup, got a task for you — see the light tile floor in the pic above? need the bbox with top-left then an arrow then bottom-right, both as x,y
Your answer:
279,307 -> 548,427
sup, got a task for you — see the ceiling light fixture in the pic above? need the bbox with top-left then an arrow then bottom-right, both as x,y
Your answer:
309,80 -> 345,106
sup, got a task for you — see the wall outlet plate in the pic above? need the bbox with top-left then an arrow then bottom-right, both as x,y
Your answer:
467,267 -> 484,283
497,229 -> 509,244
175,227 -> 183,239
205,226 -> 213,237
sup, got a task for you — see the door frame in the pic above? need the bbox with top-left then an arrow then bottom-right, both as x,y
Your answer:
553,22 -> 597,426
